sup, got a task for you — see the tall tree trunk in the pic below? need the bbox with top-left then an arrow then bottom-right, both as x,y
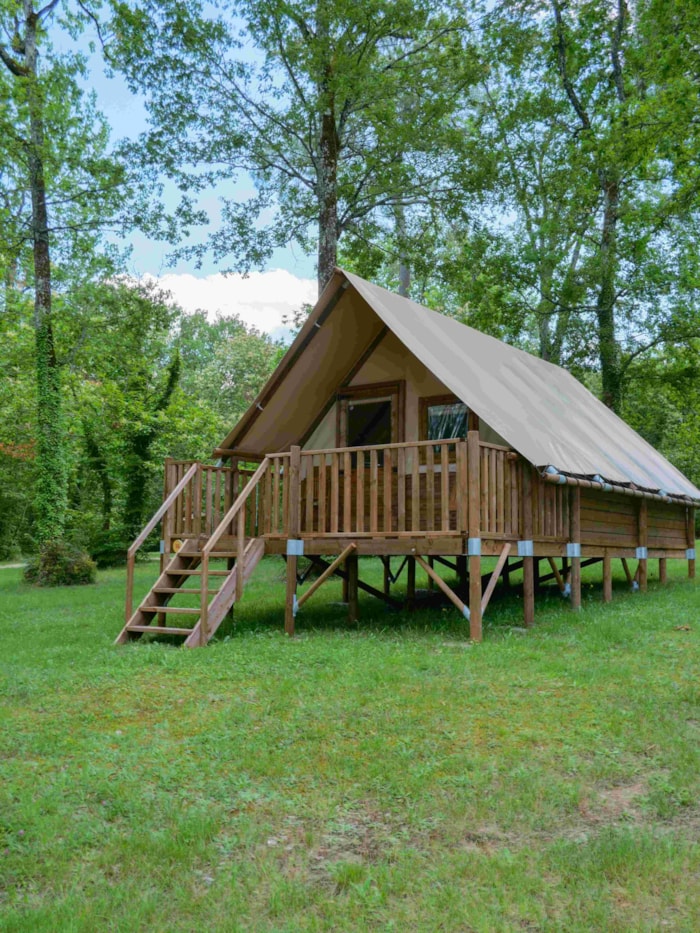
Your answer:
394,202 -> 410,297
24,3 -> 68,543
317,108 -> 339,294
597,177 -> 622,412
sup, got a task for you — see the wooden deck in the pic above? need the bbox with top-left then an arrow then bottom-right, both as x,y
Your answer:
121,432 -> 695,646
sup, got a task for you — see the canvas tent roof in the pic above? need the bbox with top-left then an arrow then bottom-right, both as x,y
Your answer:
221,268 -> 700,501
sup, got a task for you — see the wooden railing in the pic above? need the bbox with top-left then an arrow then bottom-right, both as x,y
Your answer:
156,438 -> 570,550
291,439 -> 465,536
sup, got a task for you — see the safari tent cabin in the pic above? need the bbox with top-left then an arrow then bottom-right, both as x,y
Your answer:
117,269 -> 699,647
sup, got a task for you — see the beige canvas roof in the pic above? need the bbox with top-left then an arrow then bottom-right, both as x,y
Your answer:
221,268 -> 700,501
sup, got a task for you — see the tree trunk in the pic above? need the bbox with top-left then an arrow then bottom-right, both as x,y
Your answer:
24,4 -> 68,543
597,177 -> 622,412
317,108 -> 339,294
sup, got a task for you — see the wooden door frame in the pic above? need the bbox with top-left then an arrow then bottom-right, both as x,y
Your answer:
336,380 -> 405,447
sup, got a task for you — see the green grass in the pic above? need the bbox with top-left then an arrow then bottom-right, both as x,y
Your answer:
1,553 -> 699,931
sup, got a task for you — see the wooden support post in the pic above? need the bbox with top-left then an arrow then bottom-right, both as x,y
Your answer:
621,558 -> 634,587
569,486 -> 581,612
687,507 -> 696,580
481,543 -> 512,615
547,556 -> 566,593
383,557 -> 391,595
638,499 -> 648,593
467,430 -> 482,641
285,446 -> 302,636
522,464 -> 535,627
406,556 -> 416,610
456,555 -> 467,592
659,558 -> 667,584
603,551 -> 612,603
347,553 -> 359,623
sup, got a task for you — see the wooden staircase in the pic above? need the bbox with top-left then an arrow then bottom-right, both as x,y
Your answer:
118,456 -> 272,648
115,537 -> 265,647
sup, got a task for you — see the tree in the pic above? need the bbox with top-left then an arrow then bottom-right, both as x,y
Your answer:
0,0 -> 127,550
109,0 -> 479,292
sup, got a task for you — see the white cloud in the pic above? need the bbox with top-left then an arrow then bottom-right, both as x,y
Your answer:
143,269 -> 317,336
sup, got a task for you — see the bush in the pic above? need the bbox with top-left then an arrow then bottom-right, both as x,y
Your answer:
88,529 -> 128,568
24,540 -> 97,587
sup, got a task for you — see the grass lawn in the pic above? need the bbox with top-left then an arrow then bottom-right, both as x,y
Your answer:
1,553 -> 699,931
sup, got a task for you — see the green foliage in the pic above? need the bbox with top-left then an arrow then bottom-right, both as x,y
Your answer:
23,539 -> 96,586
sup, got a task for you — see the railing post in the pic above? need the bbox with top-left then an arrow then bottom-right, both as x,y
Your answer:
285,446 -> 302,636
193,463 -> 203,539
467,431 -> 482,641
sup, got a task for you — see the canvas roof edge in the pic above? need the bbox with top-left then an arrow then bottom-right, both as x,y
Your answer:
215,269 -> 348,456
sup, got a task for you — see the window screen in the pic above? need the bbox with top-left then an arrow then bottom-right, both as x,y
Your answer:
426,402 -> 468,440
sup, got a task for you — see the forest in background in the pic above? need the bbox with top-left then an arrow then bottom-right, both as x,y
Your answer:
1,0 -> 699,566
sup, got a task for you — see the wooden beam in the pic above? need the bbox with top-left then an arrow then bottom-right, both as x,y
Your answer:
546,556 -> 566,593
481,543 -> 512,615
659,557 -> 667,584
413,553 -> 468,619
297,544 -> 357,610
621,557 -> 634,587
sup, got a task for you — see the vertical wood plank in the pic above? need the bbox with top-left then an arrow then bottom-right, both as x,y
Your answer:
288,446 -> 301,540
489,447 -> 497,533
383,449 -> 393,533
347,553 -> 359,623
426,442 -> 435,531
397,447 -> 406,532
318,455 -> 327,534
496,451 -> 505,534
282,456 -> 290,536
407,556 -> 416,611
356,453 -> 365,533
330,453 -> 339,534
305,457 -> 314,535
343,451 -> 352,533
441,443 -> 450,531
411,445 -> 420,531
274,457 -> 282,535
369,449 -> 378,532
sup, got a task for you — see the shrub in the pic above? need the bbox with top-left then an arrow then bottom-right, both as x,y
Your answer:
24,540 -> 97,587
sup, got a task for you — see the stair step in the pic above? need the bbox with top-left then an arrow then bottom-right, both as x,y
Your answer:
153,587 -> 218,595
166,569 -> 230,576
127,625 -> 194,636
142,606 -> 200,615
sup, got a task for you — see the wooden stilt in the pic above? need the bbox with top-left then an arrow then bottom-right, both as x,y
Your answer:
569,486 -> 581,611
406,556 -> 416,611
659,558 -> 667,584
638,500 -> 648,593
427,556 -> 435,591
383,557 -> 391,595
285,555 -> 297,636
347,553 -> 359,622
687,507 -> 696,580
467,430 -> 482,641
522,463 -> 535,627
603,551 -> 612,603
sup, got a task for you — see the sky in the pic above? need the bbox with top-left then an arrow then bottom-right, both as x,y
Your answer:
72,17 -> 317,339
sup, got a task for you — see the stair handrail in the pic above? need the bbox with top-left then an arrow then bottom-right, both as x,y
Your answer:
125,461 -> 199,622
199,456 -> 270,645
